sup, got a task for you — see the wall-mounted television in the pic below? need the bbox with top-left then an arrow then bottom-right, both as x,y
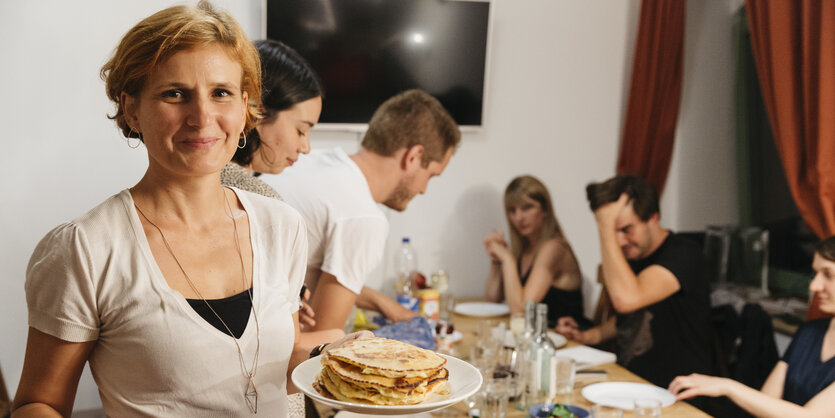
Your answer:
265,0 -> 492,131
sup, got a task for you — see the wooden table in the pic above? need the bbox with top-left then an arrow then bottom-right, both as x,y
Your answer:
438,300 -> 712,418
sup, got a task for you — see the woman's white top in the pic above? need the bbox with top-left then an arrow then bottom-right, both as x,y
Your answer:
25,188 -> 307,417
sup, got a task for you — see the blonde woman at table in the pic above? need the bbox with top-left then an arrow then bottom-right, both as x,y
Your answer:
12,3 -> 366,417
669,236 -> 835,417
484,175 -> 590,328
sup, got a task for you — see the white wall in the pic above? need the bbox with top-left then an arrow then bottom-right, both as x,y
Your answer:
0,0 -> 738,411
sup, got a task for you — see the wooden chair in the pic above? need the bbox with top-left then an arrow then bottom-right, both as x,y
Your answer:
592,264 -> 613,325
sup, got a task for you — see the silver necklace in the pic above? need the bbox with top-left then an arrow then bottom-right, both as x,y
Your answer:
134,189 -> 261,413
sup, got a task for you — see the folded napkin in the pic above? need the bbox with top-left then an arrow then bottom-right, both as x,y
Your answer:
555,345 -> 617,370
372,316 -> 436,350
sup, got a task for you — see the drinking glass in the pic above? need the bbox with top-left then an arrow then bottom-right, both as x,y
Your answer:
590,404 -> 623,418
438,292 -> 455,323
430,269 -> 450,293
481,377 -> 509,418
633,399 -> 662,418
554,356 -> 576,395
470,342 -> 499,376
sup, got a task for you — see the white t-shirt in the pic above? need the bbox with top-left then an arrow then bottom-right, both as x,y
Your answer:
25,188 -> 307,417
263,147 -> 389,295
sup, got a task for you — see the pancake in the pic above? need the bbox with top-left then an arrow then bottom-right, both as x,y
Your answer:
323,356 -> 444,392
318,365 -> 449,405
313,337 -> 451,406
326,337 -> 447,378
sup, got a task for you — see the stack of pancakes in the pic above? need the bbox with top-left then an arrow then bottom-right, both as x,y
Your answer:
314,337 -> 450,405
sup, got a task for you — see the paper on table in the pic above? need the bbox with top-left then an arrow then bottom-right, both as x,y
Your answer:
555,345 -> 617,370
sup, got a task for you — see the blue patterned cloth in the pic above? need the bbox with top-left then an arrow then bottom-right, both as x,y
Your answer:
372,316 -> 436,350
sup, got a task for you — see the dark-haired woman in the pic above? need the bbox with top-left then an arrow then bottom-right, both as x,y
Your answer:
484,175 -> 590,328
218,39 -> 336,417
221,39 -> 322,196
668,237 -> 835,417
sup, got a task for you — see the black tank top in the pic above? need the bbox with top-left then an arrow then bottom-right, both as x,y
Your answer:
187,287 -> 253,338
519,260 -> 589,329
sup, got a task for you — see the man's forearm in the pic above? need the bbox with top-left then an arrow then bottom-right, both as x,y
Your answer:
357,286 -> 385,311
597,227 -> 640,311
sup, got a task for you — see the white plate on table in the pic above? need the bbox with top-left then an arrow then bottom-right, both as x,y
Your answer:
453,302 -> 510,317
546,331 -> 567,348
581,382 -> 676,410
292,353 -> 482,415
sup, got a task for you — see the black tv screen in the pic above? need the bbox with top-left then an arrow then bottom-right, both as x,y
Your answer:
266,0 -> 491,128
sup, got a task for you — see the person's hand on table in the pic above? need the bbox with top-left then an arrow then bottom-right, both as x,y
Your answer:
383,302 -> 420,323
554,316 -> 599,345
668,373 -> 730,400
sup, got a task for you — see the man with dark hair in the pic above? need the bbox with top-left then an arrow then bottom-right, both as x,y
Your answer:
265,89 -> 461,331
558,174 -> 712,389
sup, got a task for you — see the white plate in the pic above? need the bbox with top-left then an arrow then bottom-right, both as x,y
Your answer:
546,331 -> 567,348
453,302 -> 510,317
581,382 -> 676,410
292,353 -> 482,415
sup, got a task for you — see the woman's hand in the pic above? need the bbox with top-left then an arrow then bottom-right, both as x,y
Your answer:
484,230 -> 512,265
483,229 -> 508,263
322,330 -> 374,359
668,373 -> 729,400
554,316 -> 587,343
299,287 -> 315,330
554,316 -> 579,335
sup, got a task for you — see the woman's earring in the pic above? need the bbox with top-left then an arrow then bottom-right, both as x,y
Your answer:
238,132 -> 247,149
126,128 -> 142,149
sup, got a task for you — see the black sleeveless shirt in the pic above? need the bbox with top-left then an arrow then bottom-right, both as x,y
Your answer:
187,287 -> 253,338
519,259 -> 589,329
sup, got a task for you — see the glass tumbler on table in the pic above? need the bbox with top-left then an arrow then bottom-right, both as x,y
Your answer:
633,399 -> 662,418
591,404 -> 623,418
481,376 -> 509,418
554,356 -> 576,395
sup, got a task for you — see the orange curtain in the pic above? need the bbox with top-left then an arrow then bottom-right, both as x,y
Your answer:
616,0 -> 687,196
745,0 -> 835,319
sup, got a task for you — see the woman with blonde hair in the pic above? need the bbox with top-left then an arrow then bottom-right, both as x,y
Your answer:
12,2 -> 362,416
484,175 -> 590,328
668,236 -> 835,417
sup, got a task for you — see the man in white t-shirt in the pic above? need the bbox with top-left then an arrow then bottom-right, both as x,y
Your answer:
265,89 -> 461,331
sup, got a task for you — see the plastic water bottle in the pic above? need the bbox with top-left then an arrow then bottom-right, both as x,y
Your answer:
395,237 -> 419,312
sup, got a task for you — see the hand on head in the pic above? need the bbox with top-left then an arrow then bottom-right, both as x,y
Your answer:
593,193 -> 630,227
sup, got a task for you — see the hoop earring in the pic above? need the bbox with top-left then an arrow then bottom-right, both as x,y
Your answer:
238,132 -> 247,149
126,128 -> 142,149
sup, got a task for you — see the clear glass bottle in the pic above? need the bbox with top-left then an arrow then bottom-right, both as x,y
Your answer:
525,304 -> 557,405
517,301 -> 537,410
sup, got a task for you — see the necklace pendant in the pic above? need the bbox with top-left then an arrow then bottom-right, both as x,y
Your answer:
245,377 -> 258,414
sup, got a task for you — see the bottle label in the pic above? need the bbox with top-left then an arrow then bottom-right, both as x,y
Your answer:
396,295 -> 419,312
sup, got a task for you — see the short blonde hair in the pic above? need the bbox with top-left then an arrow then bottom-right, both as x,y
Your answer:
361,90 -> 461,167
101,0 -> 261,138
